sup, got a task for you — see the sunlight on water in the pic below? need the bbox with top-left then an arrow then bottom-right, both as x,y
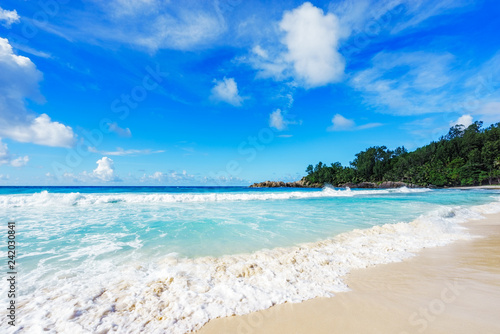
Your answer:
1,186 -> 499,333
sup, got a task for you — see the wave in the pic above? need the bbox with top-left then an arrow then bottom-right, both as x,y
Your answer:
4,198 -> 499,334
0,186 -> 431,207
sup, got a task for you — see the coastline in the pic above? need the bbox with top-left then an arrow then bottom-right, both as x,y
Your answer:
249,180 -> 500,189
449,185 -> 500,189
4,188 -> 499,333
197,212 -> 500,334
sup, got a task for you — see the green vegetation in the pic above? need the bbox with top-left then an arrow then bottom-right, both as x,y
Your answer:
304,122 -> 500,187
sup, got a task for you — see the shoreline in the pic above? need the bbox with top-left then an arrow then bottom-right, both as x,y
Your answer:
197,211 -> 500,334
249,181 -> 500,189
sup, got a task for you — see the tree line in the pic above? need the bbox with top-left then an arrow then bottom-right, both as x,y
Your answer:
304,121 -> 500,187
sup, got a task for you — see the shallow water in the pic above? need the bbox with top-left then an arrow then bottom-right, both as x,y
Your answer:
1,186 -> 499,333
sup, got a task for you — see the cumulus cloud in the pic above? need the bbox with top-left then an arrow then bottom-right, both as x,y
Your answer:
269,107 -> 302,131
10,155 -> 29,167
0,138 -> 29,167
248,0 -> 473,91
210,77 -> 244,106
450,114 -> 473,128
280,2 -> 345,87
327,114 -> 383,131
92,157 -> 119,182
269,109 -> 286,130
247,2 -> 346,88
149,171 -> 165,182
0,7 -> 19,28
4,114 -> 75,147
0,37 -> 75,147
328,114 -> 355,131
54,157 -> 122,183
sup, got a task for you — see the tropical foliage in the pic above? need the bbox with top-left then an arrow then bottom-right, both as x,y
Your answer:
304,122 -> 500,187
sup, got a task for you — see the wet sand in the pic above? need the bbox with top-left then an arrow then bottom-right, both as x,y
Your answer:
197,213 -> 500,334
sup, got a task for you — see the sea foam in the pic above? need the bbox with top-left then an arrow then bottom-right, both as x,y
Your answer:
3,197 -> 498,334
0,186 -> 430,207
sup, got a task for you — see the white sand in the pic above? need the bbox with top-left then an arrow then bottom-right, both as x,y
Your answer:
197,213 -> 500,334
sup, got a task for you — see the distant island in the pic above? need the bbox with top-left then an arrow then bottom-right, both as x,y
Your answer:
251,121 -> 500,188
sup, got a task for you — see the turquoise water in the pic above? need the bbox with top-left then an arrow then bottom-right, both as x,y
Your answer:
1,186 -> 499,333
3,186 -> 498,261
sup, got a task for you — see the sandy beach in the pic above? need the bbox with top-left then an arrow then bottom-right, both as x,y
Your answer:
198,211 -> 500,334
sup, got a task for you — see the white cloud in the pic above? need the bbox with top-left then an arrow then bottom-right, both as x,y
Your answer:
39,0 -> 226,52
391,0 -> 472,34
149,171 -> 165,182
10,155 -> 29,167
459,53 -> 500,123
0,138 -> 29,167
89,147 -> 165,156
247,3 -> 345,88
210,77 -> 243,106
473,102 -> 500,124
356,122 -> 384,130
247,0 -> 472,89
0,37 -> 75,147
450,114 -> 473,128
54,157 -> 122,183
330,0 -> 472,38
9,43 -> 52,59
351,50 -> 500,124
107,122 -> 132,137
140,170 -> 196,184
4,114 -> 75,147
327,114 -> 383,131
252,45 -> 268,58
328,114 -> 355,131
269,109 -> 286,130
0,7 -> 19,28
329,0 -> 373,36
351,51 -> 455,115
0,139 -> 9,165
279,2 -> 345,87
0,174 -> 9,181
92,157 -> 119,182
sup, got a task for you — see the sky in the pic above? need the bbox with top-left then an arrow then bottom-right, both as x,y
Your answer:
0,0 -> 499,186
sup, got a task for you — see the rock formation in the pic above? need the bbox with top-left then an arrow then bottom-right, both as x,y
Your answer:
250,179 -> 423,189
249,178 -> 322,188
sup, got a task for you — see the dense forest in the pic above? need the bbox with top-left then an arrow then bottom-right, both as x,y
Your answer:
304,121 -> 500,187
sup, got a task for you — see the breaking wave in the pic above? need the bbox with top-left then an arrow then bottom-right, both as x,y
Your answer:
3,198 -> 499,334
0,186 -> 431,207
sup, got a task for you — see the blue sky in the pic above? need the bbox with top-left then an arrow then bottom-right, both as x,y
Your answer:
0,0 -> 499,185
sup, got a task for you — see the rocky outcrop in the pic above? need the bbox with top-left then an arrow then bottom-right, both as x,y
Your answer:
249,178 -> 322,188
250,179 -> 423,189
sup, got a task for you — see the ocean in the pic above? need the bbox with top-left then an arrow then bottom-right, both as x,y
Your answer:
1,186 -> 499,333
